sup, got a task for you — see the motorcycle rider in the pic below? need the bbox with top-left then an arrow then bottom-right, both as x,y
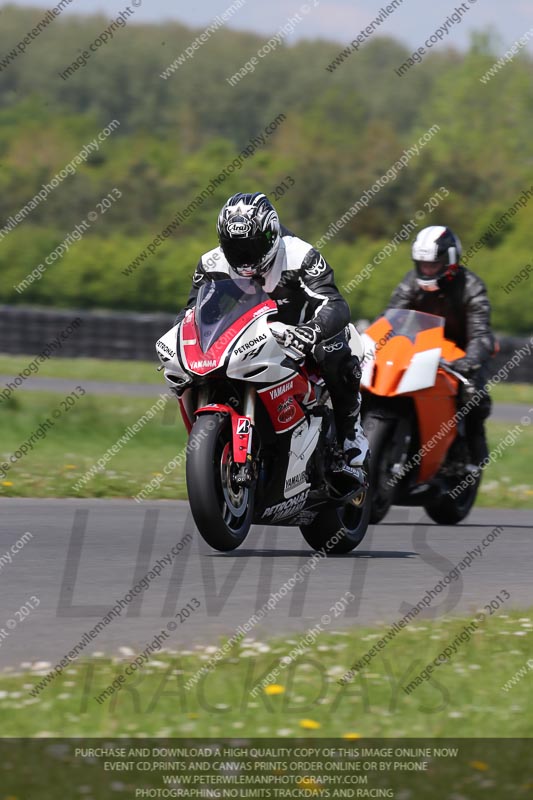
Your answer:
387,225 -> 495,469
175,192 -> 369,468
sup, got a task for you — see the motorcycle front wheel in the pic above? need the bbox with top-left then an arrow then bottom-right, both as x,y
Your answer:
186,414 -> 254,551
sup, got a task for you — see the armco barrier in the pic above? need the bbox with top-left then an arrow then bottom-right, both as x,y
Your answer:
0,305 -> 175,362
0,304 -> 531,380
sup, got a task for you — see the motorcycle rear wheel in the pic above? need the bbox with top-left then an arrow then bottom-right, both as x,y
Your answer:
299,492 -> 371,554
186,414 -> 254,551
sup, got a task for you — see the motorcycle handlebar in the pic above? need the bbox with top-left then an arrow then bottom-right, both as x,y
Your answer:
269,323 -> 306,362
439,359 -> 471,386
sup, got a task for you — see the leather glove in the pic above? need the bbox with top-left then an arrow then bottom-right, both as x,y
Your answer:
282,324 -> 320,357
445,357 -> 479,378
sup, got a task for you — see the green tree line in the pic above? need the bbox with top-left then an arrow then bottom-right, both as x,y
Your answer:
0,6 -> 532,332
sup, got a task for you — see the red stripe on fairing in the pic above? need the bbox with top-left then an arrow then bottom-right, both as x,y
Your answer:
181,301 -> 277,375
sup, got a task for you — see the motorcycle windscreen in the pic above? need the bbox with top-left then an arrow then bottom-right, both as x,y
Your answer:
195,278 -> 270,353
384,308 -> 444,343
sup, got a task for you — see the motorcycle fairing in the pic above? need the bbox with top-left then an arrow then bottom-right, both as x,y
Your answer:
257,372 -> 315,434
195,403 -> 252,464
362,308 -> 468,485
181,299 -> 277,376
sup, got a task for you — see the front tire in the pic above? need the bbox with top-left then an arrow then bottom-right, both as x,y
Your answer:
186,414 -> 254,551
365,415 -> 396,524
299,492 -> 371,554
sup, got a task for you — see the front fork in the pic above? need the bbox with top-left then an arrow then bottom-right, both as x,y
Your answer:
195,385 -> 257,486
234,386 -> 257,487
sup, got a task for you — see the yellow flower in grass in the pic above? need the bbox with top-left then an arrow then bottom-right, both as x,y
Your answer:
469,760 -> 489,771
63,465 -> 77,469
297,776 -> 323,794
264,684 -> 285,696
299,719 -> 321,730
342,732 -> 362,740
2,481 -> 13,487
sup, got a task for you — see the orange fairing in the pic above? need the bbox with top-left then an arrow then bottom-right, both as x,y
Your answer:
364,311 -> 467,484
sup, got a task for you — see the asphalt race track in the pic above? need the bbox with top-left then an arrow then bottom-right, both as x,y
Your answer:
0,499 -> 531,670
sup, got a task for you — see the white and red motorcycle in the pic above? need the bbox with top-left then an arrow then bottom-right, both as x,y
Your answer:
156,277 -> 370,553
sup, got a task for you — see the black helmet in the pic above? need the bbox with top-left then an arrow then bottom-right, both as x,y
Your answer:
412,226 -> 462,292
217,192 -> 281,278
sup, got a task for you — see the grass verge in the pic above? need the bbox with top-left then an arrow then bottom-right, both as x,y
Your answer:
1,607 -> 532,737
0,390 -> 187,499
0,354 -> 160,384
1,393 -> 532,505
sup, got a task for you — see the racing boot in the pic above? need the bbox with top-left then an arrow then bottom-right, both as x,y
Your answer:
343,412 -> 370,468
465,419 -> 489,474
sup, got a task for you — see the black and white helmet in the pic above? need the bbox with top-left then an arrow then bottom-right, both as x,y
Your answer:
412,226 -> 462,291
217,192 -> 281,278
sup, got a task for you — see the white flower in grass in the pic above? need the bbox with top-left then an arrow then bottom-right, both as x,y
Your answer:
277,728 -> 293,735
31,661 -> 52,670
0,691 -> 8,699
118,646 -> 134,656
327,666 -> 347,677
513,631 -> 527,636
448,711 -> 463,718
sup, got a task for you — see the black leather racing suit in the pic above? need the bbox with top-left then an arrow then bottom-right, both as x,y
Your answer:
387,266 -> 495,463
175,226 -> 361,443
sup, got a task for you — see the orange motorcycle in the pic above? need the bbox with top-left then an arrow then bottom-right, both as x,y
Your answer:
360,308 -> 480,524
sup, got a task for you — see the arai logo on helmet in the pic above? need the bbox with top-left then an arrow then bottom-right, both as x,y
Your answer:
228,219 -> 252,236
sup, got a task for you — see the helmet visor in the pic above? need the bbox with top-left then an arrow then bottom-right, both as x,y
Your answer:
220,233 -> 272,270
415,257 -> 448,281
